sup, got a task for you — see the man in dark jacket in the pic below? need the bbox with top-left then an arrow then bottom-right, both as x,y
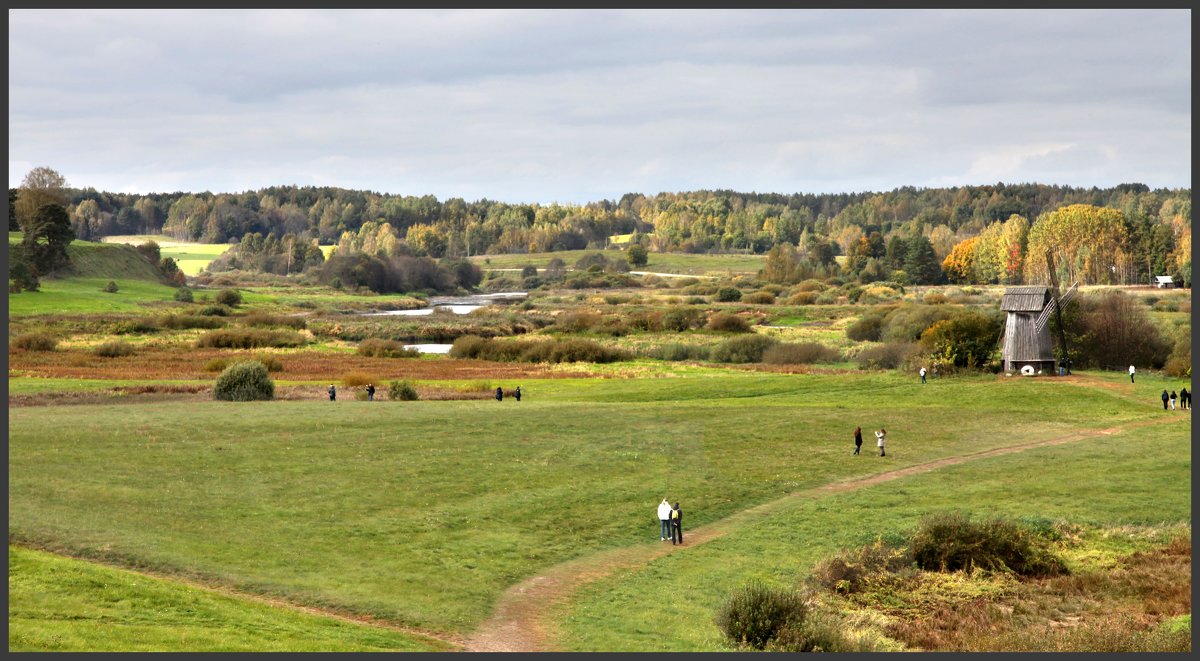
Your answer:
1182,387 -> 1190,410
495,386 -> 503,402
328,384 -> 337,401
670,502 -> 683,545
514,386 -> 521,402
1161,389 -> 1170,410
366,383 -> 375,401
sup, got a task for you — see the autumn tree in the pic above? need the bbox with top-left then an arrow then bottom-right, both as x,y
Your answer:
15,166 -> 69,228
1025,205 -> 1128,285
941,237 -> 979,284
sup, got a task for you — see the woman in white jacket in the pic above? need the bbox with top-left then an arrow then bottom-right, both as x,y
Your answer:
657,498 -> 672,541
875,428 -> 887,457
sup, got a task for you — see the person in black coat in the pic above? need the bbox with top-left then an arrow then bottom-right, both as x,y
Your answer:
495,386 -> 503,402
1161,389 -> 1170,410
328,384 -> 336,401
853,426 -> 863,455
1182,387 -> 1190,410
514,386 -> 522,402
670,502 -> 683,545
366,383 -> 375,401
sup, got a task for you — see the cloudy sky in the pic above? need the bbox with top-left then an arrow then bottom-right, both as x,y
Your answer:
8,9 -> 1191,203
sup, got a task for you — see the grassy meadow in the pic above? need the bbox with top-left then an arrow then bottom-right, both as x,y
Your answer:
470,248 -> 764,275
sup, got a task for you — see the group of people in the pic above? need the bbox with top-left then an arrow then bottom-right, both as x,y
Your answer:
853,426 -> 888,456
656,498 -> 684,544
327,384 -> 377,401
1162,388 -> 1190,410
494,386 -> 521,401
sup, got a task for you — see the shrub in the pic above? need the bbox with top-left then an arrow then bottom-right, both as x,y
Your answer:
815,291 -> 837,304
714,580 -> 808,649
555,310 -> 603,333
213,361 -> 275,401
111,319 -> 160,335
215,289 -> 243,307
786,292 -> 818,306
809,538 -> 912,594
880,303 -> 954,343
451,335 -> 626,364
908,512 -> 1067,577
241,313 -> 306,329
707,313 -> 751,333
520,264 -> 538,278
93,340 -> 135,358
856,342 -> 917,370
923,291 -> 948,305
795,279 -> 826,293
342,371 -> 379,387
768,609 -> 876,653
762,342 -> 840,365
547,339 -> 625,363
846,310 -> 887,342
174,287 -> 194,302
102,280 -> 119,293
650,343 -> 711,361
197,305 -> 231,316
661,306 -> 705,332
389,380 -> 419,401
158,314 -> 225,330
358,338 -> 420,358
195,329 -> 306,349
743,291 -> 776,305
919,309 -> 1003,369
711,334 -> 779,363
449,335 -> 489,359
204,358 -> 229,372
255,354 -> 284,372
716,286 -> 743,302
685,295 -> 706,304
12,333 -> 58,351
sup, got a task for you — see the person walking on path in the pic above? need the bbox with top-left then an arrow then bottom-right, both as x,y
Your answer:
1161,389 -> 1170,410
876,428 -> 887,457
1129,365 -> 1136,383
1181,387 -> 1190,410
366,383 -> 375,401
920,366 -> 927,384
1170,390 -> 1177,410
657,498 -> 672,541
495,386 -> 503,402
853,426 -> 863,455
670,502 -> 683,545
328,384 -> 337,401
515,386 -> 522,402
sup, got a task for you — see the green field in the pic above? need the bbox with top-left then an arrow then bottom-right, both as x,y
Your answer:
470,249 -> 764,276
102,235 -> 233,276
8,367 -> 1187,649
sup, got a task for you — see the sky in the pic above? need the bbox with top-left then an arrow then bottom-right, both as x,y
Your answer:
7,9 -> 1192,203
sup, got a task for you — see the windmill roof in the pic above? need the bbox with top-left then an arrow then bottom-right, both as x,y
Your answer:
1001,286 -> 1049,312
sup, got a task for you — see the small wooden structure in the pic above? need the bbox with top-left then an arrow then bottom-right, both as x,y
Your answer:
1154,275 -> 1175,289
999,283 -> 1078,374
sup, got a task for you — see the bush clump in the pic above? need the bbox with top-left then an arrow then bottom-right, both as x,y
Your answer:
159,314 -> 225,330
241,313 -> 306,329
449,335 -> 627,364
12,333 -> 58,351
661,306 -> 706,332
197,305 -> 231,316
174,287 -> 194,302
358,338 -> 420,358
715,580 -> 809,650
649,343 -> 711,362
762,342 -> 841,365
204,357 -> 229,372
389,380 -> 419,401
716,286 -> 743,302
196,329 -> 306,349
809,538 -> 913,594
215,289 -> 243,307
743,291 -> 776,305
342,371 -> 379,387
213,361 -> 275,401
102,280 -> 120,293
255,354 -> 284,372
855,342 -> 917,370
93,340 -> 136,358
711,334 -> 779,363
908,512 -> 1067,577
786,291 -> 818,306
707,313 -> 751,333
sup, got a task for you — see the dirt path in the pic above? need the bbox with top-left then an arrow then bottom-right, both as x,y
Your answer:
464,414 -> 1188,652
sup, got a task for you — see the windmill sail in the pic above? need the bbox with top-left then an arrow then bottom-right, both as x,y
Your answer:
1034,282 -> 1078,333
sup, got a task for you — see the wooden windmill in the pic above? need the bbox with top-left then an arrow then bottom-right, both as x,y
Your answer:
998,251 -> 1078,375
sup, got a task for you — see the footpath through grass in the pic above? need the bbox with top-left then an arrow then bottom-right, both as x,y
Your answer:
558,421 -> 1191,651
9,370 -> 1162,637
8,547 -> 449,652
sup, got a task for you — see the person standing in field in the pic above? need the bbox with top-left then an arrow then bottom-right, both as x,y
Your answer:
1129,365 -> 1136,383
657,498 -> 672,541
1181,387 -> 1190,410
515,386 -> 522,402
876,428 -> 887,457
1170,390 -> 1177,410
328,384 -> 337,401
670,502 -> 683,545
853,426 -> 863,455
495,386 -> 503,402
919,366 -> 927,384
1161,389 -> 1170,410
366,383 -> 375,401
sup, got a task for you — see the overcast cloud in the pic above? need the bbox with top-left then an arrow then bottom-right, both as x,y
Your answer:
8,9 -> 1191,202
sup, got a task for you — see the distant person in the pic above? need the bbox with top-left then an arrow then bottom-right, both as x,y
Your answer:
670,502 -> 683,545
1182,387 -> 1190,410
876,428 -> 887,457
1129,365 -> 1136,383
1170,390 -> 1177,410
657,498 -> 672,541
919,366 -> 927,384
328,384 -> 336,401
514,386 -> 522,402
1161,389 -> 1170,410
366,383 -> 375,401
495,386 -> 503,402
853,426 -> 863,455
